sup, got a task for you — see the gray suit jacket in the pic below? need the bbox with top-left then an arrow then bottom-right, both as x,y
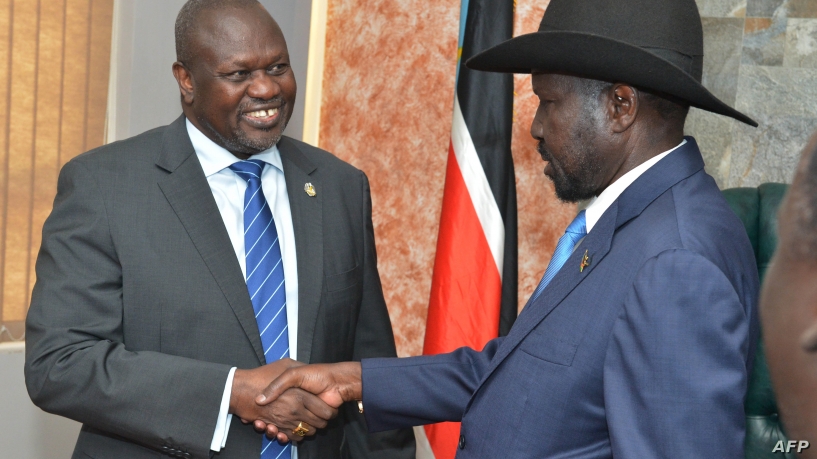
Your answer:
24,115 -> 415,459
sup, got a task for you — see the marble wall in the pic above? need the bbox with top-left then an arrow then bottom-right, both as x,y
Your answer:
689,0 -> 817,187
319,0 -> 570,357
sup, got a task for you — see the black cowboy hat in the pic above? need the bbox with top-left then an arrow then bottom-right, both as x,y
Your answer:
466,0 -> 757,127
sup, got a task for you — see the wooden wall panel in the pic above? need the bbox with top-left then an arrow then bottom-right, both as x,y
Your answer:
28,0 -> 67,307
0,0 -> 113,342
60,0 -> 92,167
85,0 -> 113,155
3,0 -> 39,323
0,0 -> 12,332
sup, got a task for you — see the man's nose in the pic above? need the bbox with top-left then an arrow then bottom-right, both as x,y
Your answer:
247,72 -> 280,100
530,119 -> 542,141
530,106 -> 545,140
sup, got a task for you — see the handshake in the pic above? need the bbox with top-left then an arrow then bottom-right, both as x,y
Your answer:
229,359 -> 363,443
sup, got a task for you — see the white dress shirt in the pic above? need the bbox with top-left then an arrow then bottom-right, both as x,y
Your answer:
185,120 -> 299,457
583,139 -> 686,234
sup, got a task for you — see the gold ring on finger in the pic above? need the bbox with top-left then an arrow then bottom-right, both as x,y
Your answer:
292,421 -> 311,437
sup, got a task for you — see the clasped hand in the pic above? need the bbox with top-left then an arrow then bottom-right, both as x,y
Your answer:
230,358 -> 362,443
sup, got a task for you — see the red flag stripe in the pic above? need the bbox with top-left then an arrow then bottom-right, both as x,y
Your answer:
450,95 -> 505,277
422,135 -> 503,458
425,141 -> 503,355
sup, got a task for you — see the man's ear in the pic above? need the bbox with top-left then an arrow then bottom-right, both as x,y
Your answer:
608,84 -> 638,133
172,62 -> 195,105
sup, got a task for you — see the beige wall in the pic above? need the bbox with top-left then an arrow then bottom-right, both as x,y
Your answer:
0,0 -> 114,343
0,342 -> 81,458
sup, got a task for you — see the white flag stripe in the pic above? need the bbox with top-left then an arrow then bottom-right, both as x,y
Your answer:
413,426 -> 436,459
451,94 -> 505,278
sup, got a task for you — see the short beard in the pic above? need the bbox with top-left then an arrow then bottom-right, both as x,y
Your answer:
231,118 -> 287,153
200,99 -> 289,155
539,78 -> 608,202
539,114 -> 603,203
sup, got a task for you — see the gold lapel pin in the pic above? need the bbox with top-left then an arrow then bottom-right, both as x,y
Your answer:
580,250 -> 591,272
304,183 -> 316,197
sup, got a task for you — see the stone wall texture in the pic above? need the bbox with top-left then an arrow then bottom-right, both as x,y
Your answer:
689,0 -> 817,187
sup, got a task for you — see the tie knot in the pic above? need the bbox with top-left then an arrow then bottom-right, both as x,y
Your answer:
229,159 -> 266,183
566,210 -> 587,236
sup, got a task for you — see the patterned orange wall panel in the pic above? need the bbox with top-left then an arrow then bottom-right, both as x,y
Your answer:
0,0 -> 113,343
320,0 -> 574,357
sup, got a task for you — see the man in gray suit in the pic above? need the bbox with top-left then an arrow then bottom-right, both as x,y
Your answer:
24,1 -> 415,458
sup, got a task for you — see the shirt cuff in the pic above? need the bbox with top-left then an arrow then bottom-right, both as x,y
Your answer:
211,367 -> 237,452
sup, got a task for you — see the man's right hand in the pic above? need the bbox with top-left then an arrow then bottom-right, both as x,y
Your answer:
258,361 -> 363,407
252,362 -> 363,440
229,358 -> 338,439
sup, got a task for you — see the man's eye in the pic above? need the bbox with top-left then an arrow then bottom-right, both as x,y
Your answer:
268,64 -> 289,75
228,70 -> 249,79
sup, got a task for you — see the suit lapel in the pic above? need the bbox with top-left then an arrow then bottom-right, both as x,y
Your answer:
278,137 -> 323,364
474,208 -> 616,388
469,137 -> 707,399
155,116 -> 266,365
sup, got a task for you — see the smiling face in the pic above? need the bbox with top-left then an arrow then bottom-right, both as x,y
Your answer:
173,4 -> 296,157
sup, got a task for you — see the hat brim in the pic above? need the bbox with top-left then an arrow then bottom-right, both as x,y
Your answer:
466,31 -> 757,127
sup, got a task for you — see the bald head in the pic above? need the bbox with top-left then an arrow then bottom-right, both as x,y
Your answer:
171,0 -> 296,156
175,0 -> 262,64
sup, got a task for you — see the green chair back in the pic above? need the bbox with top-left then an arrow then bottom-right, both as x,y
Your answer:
722,183 -> 791,459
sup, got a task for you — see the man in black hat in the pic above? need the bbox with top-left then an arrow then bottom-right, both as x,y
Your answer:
252,0 -> 760,456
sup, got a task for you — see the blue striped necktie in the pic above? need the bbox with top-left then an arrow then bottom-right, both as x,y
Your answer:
530,210 -> 587,302
229,159 -> 291,459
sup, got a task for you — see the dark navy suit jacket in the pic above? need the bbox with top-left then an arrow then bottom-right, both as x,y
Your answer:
362,138 -> 759,458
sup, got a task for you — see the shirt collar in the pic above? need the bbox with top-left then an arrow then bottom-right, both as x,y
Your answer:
584,139 -> 687,233
185,118 -> 283,177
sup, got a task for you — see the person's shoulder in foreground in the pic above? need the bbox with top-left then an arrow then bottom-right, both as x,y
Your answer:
762,130 -> 817,458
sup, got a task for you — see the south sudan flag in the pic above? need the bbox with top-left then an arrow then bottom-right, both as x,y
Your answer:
421,0 -> 517,457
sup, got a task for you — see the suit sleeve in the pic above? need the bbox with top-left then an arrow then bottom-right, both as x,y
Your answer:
361,337 -> 503,432
340,171 -> 416,458
604,249 -> 751,459
24,159 -> 231,459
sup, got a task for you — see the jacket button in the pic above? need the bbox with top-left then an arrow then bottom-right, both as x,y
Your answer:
458,434 -> 466,449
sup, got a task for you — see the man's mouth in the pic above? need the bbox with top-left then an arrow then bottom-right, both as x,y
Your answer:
544,162 -> 554,178
240,106 -> 284,130
245,108 -> 279,120
538,145 -> 556,177
537,142 -> 550,160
